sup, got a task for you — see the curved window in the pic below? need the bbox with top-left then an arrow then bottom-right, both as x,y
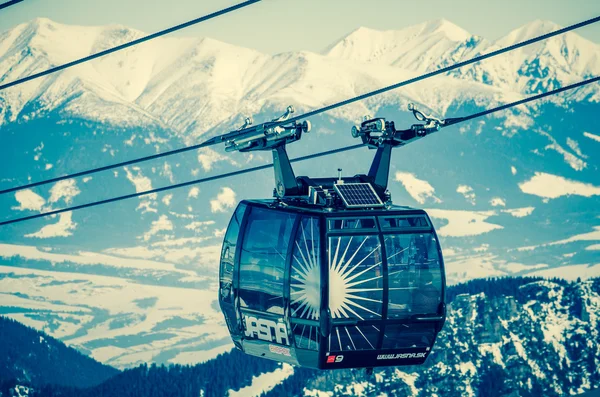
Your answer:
328,235 -> 383,320
328,217 -> 377,231
379,215 -> 430,230
290,217 -> 321,320
239,208 -> 296,314
329,325 -> 379,351
219,203 -> 247,303
382,323 -> 435,349
219,203 -> 247,335
385,233 -> 442,318
293,324 -> 319,350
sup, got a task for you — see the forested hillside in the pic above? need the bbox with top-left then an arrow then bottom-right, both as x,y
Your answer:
2,277 -> 599,397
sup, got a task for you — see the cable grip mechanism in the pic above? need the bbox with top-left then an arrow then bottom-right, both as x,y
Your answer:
224,106 -> 311,153
351,103 -> 450,148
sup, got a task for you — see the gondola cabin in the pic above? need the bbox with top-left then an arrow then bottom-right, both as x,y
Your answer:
219,199 -> 445,369
217,107 -> 446,370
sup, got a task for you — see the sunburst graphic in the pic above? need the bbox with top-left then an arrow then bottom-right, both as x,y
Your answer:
291,222 -> 415,351
328,235 -> 384,320
290,217 -> 321,320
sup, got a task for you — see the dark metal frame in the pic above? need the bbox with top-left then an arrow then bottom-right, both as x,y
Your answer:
220,200 -> 446,369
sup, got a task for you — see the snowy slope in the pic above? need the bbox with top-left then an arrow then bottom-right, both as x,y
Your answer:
284,278 -> 600,397
326,19 -> 600,97
325,19 -> 483,73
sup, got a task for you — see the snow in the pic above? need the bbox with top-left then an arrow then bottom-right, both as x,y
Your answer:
326,20 -> 471,71
124,167 -> 154,196
24,212 -> 77,239
0,265 -> 228,368
519,172 -> 600,199
5,313 -> 48,331
497,20 -> 562,48
107,241 -> 221,266
549,226 -> 600,245
583,131 -> 600,142
393,370 -> 419,397
519,226 -> 600,251
478,343 -> 505,368
501,207 -> 535,218
395,172 -> 441,204
445,254 -> 508,285
566,138 -> 586,158
510,332 -> 546,379
125,167 -> 157,214
529,264 -> 600,280
197,148 -> 233,171
499,262 -> 548,273
536,129 -> 587,171
304,390 -> 332,397
12,190 -> 45,211
511,166 -> 518,175
228,364 -> 294,397
489,197 -> 506,207
0,292 -> 88,313
426,209 -> 503,237
458,361 -> 477,376
456,185 -> 476,205
162,194 -> 173,206
169,344 -> 233,365
184,220 -> 216,231
210,187 -> 236,213
3,17 -> 597,138
0,243 -> 191,273
141,215 -> 173,242
188,187 -> 200,199
161,162 -> 175,183
214,228 -> 226,238
91,346 -> 129,363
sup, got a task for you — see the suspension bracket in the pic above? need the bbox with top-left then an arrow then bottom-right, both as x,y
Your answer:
351,104 -> 448,191
224,106 -> 311,153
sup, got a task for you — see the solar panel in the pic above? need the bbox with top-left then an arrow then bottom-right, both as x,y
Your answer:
333,183 -> 384,208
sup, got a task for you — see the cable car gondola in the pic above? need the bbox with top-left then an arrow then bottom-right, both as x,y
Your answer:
218,106 -> 446,370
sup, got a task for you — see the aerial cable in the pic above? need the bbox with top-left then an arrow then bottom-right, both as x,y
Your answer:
1,14 -> 598,196
0,0 -> 261,91
0,144 -> 365,226
0,0 -> 24,11
213,15 -> 600,138
1,75 -> 598,227
444,76 -> 600,126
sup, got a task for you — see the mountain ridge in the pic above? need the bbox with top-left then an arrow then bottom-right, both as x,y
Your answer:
1,17 -> 598,138
0,315 -> 119,389
0,16 -> 598,372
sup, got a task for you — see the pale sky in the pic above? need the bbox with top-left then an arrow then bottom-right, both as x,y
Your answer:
1,0 -> 599,53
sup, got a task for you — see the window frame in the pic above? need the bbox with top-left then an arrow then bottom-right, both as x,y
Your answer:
237,206 -> 298,316
383,232 -> 444,320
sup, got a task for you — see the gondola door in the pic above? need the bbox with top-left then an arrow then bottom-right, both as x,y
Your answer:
219,203 -> 247,345
323,217 -> 384,369
289,216 -> 322,368
237,206 -> 299,364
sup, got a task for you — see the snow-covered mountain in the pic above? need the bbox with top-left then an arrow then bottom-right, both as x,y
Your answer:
326,19 -> 600,96
325,19 -> 481,72
2,18 -> 599,139
2,278 -> 599,396
0,17 -> 598,369
277,278 -> 600,397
